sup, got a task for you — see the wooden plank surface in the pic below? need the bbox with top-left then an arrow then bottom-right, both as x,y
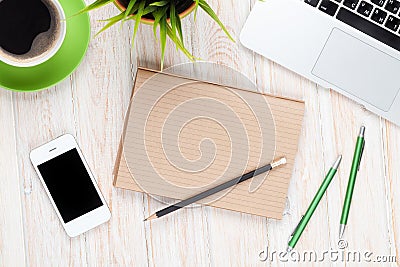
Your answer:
0,92 -> 25,267
0,0 -> 399,266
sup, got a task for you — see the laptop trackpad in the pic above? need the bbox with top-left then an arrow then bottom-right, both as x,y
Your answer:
312,28 -> 400,111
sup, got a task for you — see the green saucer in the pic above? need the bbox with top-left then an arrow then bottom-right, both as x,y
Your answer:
0,0 -> 90,92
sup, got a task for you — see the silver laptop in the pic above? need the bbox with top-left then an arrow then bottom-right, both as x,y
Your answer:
240,0 -> 400,125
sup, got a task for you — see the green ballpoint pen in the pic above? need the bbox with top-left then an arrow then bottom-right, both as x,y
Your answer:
339,126 -> 365,239
286,155 -> 342,252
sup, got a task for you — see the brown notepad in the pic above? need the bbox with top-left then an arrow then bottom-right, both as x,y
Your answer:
113,68 -> 305,219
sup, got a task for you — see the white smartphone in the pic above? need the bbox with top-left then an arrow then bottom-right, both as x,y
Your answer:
30,134 -> 111,237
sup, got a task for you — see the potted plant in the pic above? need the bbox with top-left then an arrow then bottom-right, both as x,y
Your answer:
78,0 -> 234,69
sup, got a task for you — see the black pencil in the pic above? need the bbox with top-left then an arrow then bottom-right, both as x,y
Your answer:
144,157 -> 287,221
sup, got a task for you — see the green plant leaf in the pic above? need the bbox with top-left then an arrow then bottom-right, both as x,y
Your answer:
153,21 -> 160,41
96,12 -> 125,36
122,3 -> 140,22
159,15 -> 167,69
149,1 -> 169,7
170,1 -> 177,49
175,10 -> 184,45
165,24 -> 192,57
198,0 -> 235,42
131,0 -> 146,47
73,0 -> 114,17
166,22 -> 179,49
194,0 -> 199,21
152,7 -> 167,40
166,24 -> 200,62
142,5 -> 157,15
153,5 -> 197,66
123,0 -> 137,21
166,24 -> 196,61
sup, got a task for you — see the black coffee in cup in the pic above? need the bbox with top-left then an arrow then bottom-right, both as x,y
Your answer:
0,0 -> 64,65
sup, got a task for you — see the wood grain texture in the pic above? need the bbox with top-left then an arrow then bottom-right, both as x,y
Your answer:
0,0 -> 399,266
0,92 -> 25,267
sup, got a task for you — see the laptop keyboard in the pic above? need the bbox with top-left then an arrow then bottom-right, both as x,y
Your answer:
305,0 -> 400,52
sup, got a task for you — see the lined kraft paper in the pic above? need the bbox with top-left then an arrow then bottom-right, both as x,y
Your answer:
113,68 -> 305,219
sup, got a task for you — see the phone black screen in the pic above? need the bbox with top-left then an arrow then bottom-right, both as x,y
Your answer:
37,148 -> 103,223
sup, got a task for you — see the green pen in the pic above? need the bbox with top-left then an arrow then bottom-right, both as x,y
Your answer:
339,126 -> 365,239
287,155 -> 342,252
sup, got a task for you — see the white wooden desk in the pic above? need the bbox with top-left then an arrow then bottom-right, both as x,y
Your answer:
1,0 -> 399,266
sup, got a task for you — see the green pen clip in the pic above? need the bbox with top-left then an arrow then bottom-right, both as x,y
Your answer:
289,215 -> 304,241
357,139 -> 365,171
